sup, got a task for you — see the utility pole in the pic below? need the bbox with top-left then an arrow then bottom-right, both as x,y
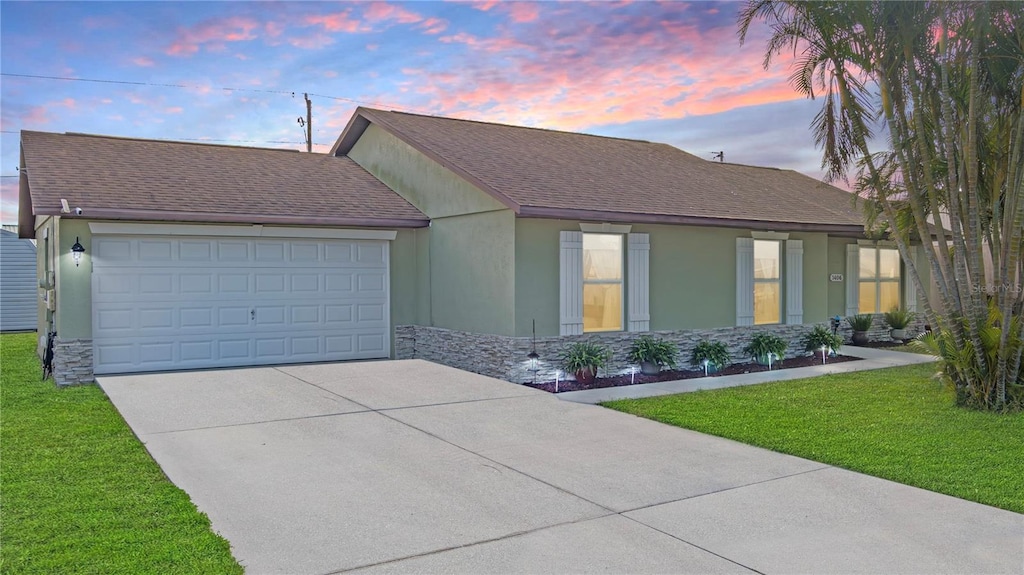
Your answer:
304,93 -> 312,152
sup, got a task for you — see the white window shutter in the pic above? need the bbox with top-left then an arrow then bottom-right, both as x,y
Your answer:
559,231 -> 583,335
845,244 -> 860,316
905,247 -> 918,312
736,238 -> 754,326
627,233 -> 650,331
786,239 -> 803,324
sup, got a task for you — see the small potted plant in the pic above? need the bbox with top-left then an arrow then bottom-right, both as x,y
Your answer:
627,335 -> 678,375
802,325 -> 843,355
846,314 -> 873,345
743,332 -> 787,365
884,307 -> 915,341
559,340 -> 611,384
690,339 -> 731,374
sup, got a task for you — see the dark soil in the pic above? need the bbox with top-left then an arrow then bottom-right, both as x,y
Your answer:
526,353 -> 862,393
855,340 -> 911,349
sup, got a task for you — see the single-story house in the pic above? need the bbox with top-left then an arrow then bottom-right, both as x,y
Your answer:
1,227 -> 38,332
18,108 -> 928,385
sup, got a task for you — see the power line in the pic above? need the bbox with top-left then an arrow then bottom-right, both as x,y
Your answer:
1,72 -> 296,96
1,72 -> 431,114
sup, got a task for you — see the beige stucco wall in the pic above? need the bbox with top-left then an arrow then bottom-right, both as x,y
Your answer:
347,120 -> 519,336
430,210 -> 517,336
56,218 -> 92,339
515,218 -> 845,337
35,216 -> 57,340
347,124 -> 508,219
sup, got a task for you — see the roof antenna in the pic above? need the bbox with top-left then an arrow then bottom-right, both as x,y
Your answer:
711,151 -> 724,163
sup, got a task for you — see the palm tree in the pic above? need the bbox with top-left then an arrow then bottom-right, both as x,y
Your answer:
739,1 -> 1024,410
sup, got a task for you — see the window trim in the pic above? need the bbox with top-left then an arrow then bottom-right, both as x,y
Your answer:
753,239 -> 782,325
582,232 -> 624,333
858,246 -> 901,313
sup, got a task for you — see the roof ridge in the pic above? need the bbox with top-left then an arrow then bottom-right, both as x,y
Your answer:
38,131 -> 303,154
365,107 -> 657,145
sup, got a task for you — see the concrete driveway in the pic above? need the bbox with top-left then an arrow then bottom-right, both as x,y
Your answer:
99,360 -> 1022,575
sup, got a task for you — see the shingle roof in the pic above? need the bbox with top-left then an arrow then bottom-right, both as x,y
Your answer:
333,108 -> 866,233
19,131 -> 428,228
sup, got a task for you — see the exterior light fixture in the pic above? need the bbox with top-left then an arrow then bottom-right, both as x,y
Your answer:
71,237 -> 85,267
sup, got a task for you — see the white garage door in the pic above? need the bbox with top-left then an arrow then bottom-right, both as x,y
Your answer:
92,235 -> 390,375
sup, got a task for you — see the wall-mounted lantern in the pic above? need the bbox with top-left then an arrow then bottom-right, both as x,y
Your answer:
71,237 -> 85,267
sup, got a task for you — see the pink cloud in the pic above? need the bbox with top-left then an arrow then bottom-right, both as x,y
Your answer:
132,56 -> 156,67
418,17 -> 448,34
366,43 -> 379,51
165,107 -> 184,114
305,12 -> 365,33
506,3 -> 540,23
363,2 -> 422,24
165,16 -> 260,56
289,33 -> 335,49
405,13 -> 801,132
1,180 -> 19,225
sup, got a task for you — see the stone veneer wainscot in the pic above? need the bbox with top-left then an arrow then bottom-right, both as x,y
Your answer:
52,338 -> 95,386
396,313 -> 927,384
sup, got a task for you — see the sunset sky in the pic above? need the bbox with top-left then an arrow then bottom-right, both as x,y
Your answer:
0,1 -> 830,225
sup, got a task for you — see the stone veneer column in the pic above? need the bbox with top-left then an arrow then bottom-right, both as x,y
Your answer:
52,338 -> 94,386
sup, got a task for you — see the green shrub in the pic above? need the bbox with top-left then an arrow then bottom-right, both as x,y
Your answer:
884,307 -> 915,330
847,314 -> 874,331
559,341 -> 612,373
743,332 -> 787,361
803,325 -> 843,352
627,335 -> 678,368
690,340 -> 731,369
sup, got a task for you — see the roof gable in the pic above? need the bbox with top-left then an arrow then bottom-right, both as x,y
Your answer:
333,108 -> 866,233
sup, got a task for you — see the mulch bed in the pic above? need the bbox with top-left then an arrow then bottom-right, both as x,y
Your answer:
855,340 -> 911,349
525,353 -> 862,393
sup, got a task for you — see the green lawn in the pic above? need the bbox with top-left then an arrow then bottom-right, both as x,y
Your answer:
604,362 -> 1024,514
0,333 -> 242,574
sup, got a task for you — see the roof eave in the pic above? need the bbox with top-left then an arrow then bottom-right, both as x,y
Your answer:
517,206 -> 867,236
17,142 -> 35,239
33,208 -> 430,229
330,107 -> 372,156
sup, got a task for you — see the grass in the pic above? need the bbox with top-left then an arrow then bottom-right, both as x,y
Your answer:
604,362 -> 1024,514
0,333 -> 243,574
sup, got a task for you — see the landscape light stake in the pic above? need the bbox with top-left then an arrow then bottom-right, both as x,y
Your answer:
702,358 -> 710,377
527,319 -> 540,384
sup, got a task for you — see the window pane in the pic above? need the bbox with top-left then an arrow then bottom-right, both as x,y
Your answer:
583,234 -> 622,281
754,282 -> 780,324
583,283 -> 622,332
879,249 -> 900,279
859,281 -> 877,313
754,240 -> 780,280
880,281 -> 900,313
860,247 -> 877,279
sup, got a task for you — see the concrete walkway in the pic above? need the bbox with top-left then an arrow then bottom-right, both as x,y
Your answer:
99,359 -> 1021,575
559,345 -> 939,404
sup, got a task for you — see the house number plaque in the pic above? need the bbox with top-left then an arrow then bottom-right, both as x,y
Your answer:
829,273 -> 844,282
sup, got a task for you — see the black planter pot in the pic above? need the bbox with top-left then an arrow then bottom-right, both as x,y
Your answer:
639,361 -> 661,375
852,331 -> 870,345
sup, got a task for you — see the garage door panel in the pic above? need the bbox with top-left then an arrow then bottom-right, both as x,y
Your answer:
218,241 -> 250,261
92,235 -> 390,375
139,239 -> 174,261
180,240 -> 213,260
